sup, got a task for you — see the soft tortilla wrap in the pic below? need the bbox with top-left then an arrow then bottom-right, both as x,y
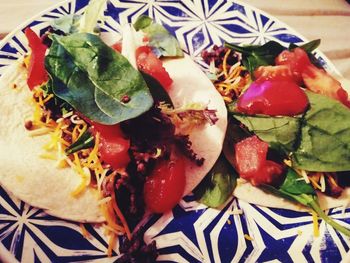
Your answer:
120,25 -> 228,196
0,61 -> 104,222
0,48 -> 227,221
234,179 -> 350,211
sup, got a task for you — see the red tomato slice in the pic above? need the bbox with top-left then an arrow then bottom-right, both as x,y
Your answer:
237,80 -> 309,116
144,151 -> 185,213
90,122 -> 130,170
234,136 -> 284,186
24,28 -> 48,90
136,46 -> 173,89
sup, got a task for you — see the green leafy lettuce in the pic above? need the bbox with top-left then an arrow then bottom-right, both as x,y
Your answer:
45,33 -> 153,124
133,15 -> 183,57
193,154 -> 238,208
292,91 -> 350,171
229,91 -> 350,172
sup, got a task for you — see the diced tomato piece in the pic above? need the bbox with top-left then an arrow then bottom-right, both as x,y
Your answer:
136,46 -> 173,89
90,122 -> 130,170
144,151 -> 185,213
237,80 -> 309,116
234,136 -> 284,186
235,135 -> 268,175
111,42 -> 122,53
275,47 -> 311,84
98,135 -> 130,170
24,27 -> 48,90
302,65 -> 350,108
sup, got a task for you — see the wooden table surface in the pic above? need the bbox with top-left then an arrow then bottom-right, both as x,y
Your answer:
0,0 -> 349,78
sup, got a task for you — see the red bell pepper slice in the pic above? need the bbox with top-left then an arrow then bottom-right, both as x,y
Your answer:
24,27 -> 48,90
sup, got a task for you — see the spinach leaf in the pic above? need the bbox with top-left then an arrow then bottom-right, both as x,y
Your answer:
289,39 -> 320,53
133,15 -> 183,58
261,167 -> 350,236
141,72 -> 173,107
289,39 -> 322,68
41,78 -> 73,115
45,33 -> 153,124
193,154 -> 238,208
279,168 -> 315,195
231,112 -> 302,153
65,130 -> 94,155
225,41 -> 286,76
45,38 -> 119,124
292,91 -> 350,171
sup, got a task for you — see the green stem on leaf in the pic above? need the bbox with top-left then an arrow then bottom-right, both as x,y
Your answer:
305,195 -> 350,237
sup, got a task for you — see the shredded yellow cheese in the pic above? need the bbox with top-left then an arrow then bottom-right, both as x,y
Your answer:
244,234 -> 254,241
312,210 -> 320,237
28,86 -> 132,255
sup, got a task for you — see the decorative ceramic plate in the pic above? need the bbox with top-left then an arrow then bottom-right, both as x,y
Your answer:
0,0 -> 349,262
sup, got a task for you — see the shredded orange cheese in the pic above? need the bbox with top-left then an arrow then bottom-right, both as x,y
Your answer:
212,51 -> 249,104
107,232 -> 117,257
28,86 -> 131,255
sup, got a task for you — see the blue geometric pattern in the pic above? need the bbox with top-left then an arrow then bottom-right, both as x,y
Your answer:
0,0 -> 348,262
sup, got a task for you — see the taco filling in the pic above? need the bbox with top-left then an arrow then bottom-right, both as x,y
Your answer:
0,3 -> 227,260
198,40 -> 350,236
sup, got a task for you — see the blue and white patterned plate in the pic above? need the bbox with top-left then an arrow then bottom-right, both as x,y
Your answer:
0,1 -> 349,262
